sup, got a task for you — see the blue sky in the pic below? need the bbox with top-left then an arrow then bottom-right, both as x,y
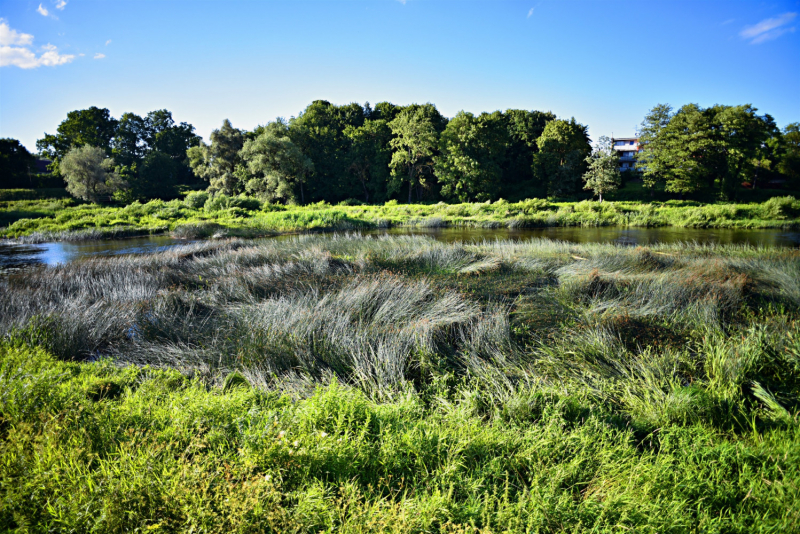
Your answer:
1,0 -> 799,152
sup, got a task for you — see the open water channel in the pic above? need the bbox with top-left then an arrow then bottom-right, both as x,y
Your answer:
1,226 -> 799,272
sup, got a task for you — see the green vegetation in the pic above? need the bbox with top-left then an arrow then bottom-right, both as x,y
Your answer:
1,234 -> 799,531
1,192 -> 799,241
20,100 -> 800,209
637,104 -> 798,198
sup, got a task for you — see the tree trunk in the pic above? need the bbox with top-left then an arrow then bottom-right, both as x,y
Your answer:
599,193 -> 603,202
300,181 -> 305,204
408,166 -> 414,203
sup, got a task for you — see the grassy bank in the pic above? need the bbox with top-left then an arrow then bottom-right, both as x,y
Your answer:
2,235 -> 799,531
1,191 -> 799,241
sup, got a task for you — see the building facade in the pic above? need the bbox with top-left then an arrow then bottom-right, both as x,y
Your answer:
611,137 -> 640,172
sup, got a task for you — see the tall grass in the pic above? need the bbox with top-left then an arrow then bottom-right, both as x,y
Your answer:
1,234 -> 799,531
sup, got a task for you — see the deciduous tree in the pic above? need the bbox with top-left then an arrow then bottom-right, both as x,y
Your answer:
240,122 -> 314,204
343,119 -> 392,203
187,119 -> 244,195
532,118 -> 591,197
36,107 -> 119,175
60,145 -> 127,202
435,111 -> 508,202
582,136 -> 621,202
388,105 -> 442,202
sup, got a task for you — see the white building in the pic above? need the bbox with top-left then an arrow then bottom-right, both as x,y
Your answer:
611,137 -> 640,172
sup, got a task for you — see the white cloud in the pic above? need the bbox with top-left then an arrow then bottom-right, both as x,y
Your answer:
56,0 -> 67,10
396,0 -> 407,4
37,4 -> 49,17
105,39 -> 112,46
527,7 -> 535,18
740,12 -> 797,44
93,53 -> 105,59
0,20 -> 34,46
0,21 -> 75,68
721,18 -> 734,26
1,44 -> 74,68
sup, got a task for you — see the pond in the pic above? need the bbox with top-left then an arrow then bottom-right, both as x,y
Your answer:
1,226 -> 799,272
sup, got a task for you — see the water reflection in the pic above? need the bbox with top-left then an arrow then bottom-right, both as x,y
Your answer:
373,227 -> 800,247
0,236 -> 185,273
1,227 -> 798,273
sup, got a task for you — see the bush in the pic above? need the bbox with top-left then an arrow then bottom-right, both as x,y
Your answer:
518,198 -> 551,213
140,199 -> 166,215
760,196 -> 799,219
204,194 -> 262,213
184,190 -> 210,209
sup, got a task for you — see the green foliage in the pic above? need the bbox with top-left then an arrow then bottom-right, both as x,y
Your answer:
435,111 -> 508,202
187,119 -> 245,195
36,106 -> 119,175
1,236 -> 800,531
183,190 -> 210,209
533,118 -> 592,197
0,138 -> 36,189
388,104 -> 446,202
60,145 -> 128,203
240,121 -> 314,204
204,193 -> 262,212
637,103 -> 778,198
760,195 -> 800,219
343,119 -> 392,203
3,193 -> 800,240
582,136 -> 621,201
779,123 -> 800,188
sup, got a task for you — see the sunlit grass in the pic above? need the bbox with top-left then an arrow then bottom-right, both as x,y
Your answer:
1,192 -> 798,240
1,235 -> 799,531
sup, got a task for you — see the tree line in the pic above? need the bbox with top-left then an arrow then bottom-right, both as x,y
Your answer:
2,100 -> 797,204
636,103 -> 799,198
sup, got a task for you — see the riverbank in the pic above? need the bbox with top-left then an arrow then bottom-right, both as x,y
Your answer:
1,192 -> 799,241
1,236 -> 799,531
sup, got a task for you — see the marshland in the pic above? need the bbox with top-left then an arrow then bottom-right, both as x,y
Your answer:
2,233 -> 799,531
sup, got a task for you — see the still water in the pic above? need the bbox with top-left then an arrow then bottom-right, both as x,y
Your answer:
1,227 -> 799,272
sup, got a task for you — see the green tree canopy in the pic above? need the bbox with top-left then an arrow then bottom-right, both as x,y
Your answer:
435,111 -> 508,202
0,139 -> 36,189
343,119 -> 392,203
388,104 -> 445,202
187,119 -> 245,195
778,123 -> 800,188
36,107 -> 119,175
60,145 -> 127,202
532,118 -> 591,197
500,109 -> 556,199
582,136 -> 621,202
288,101 -> 368,202
240,121 -> 314,204
637,103 -> 776,197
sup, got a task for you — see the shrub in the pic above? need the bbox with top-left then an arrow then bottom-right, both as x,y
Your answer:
518,198 -> 551,213
141,199 -> 166,215
760,196 -> 799,219
184,190 -> 210,209
204,194 -> 262,213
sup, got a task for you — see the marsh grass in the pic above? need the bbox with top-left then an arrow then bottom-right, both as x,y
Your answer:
2,194 -> 799,240
2,234 -> 800,531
